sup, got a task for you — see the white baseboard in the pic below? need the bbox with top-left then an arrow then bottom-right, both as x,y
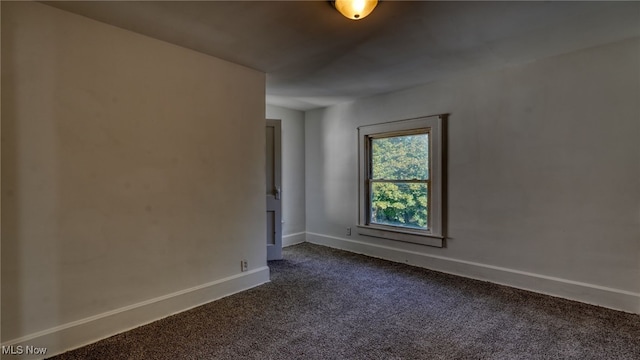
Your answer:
1,267 -> 271,360
306,232 -> 640,315
283,232 -> 305,247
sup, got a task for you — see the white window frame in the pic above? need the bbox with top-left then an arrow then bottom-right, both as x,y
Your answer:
357,114 -> 446,248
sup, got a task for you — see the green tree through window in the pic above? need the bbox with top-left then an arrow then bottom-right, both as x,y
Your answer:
370,133 -> 429,229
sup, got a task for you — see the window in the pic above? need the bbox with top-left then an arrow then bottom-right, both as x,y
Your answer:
358,115 -> 446,247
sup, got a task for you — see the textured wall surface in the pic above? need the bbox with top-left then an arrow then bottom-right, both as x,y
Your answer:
2,2 -> 266,341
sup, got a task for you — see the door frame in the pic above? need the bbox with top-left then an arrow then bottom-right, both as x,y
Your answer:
266,119 -> 282,260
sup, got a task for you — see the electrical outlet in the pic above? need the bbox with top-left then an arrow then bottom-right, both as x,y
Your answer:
346,227 -> 351,236
241,259 -> 248,272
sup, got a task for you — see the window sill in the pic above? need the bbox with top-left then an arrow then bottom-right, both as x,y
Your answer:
357,225 -> 444,248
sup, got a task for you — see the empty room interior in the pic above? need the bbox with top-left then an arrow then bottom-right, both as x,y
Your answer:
1,1 -> 639,359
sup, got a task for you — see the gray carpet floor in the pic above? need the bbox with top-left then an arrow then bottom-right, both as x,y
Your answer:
50,243 -> 640,359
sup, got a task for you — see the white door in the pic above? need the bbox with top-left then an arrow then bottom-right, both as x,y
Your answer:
266,120 -> 282,260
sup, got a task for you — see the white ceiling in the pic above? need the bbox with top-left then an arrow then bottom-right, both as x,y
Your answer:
44,1 -> 640,111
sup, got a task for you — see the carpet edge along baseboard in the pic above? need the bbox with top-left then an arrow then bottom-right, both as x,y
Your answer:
1,267 -> 271,360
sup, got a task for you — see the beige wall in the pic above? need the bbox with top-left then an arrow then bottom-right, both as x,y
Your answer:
266,105 -> 306,239
305,38 -> 640,313
1,1 -> 266,346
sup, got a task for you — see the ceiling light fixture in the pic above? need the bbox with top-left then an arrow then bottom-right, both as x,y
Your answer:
332,0 -> 378,20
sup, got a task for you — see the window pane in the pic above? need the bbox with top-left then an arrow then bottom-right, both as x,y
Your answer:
371,133 -> 429,180
370,182 -> 428,230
